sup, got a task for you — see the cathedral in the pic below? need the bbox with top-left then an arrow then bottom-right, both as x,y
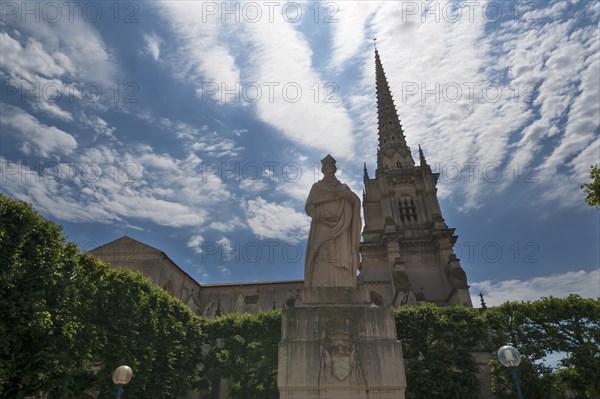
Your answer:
359,48 -> 472,307
90,48 -> 472,318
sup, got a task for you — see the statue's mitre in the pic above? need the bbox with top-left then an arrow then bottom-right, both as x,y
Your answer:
321,154 -> 336,166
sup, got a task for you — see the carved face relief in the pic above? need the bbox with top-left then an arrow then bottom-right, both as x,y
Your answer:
320,154 -> 338,177
322,162 -> 337,176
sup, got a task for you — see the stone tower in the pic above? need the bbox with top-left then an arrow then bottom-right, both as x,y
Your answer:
359,48 -> 472,307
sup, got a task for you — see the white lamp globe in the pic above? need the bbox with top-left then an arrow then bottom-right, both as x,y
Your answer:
112,365 -> 133,385
497,345 -> 522,367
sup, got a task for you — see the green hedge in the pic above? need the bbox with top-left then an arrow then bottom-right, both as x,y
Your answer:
0,194 -> 208,398
203,311 -> 281,399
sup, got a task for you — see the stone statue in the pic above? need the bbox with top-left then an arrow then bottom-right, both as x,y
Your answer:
304,155 -> 362,288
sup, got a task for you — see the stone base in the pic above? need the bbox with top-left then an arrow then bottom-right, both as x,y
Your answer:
300,287 -> 371,305
278,289 -> 406,399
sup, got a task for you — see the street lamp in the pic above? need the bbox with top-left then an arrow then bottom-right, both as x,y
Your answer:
498,345 -> 524,399
112,365 -> 133,399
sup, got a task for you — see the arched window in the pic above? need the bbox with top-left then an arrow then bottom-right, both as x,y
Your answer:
396,160 -> 402,168
398,196 -> 418,224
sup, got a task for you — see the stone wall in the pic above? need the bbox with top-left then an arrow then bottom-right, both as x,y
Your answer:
89,236 -> 201,313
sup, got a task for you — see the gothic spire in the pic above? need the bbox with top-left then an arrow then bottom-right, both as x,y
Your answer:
375,48 -> 414,170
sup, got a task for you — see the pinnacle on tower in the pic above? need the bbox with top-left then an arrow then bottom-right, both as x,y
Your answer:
375,48 -> 414,169
418,145 -> 428,166
479,292 -> 488,311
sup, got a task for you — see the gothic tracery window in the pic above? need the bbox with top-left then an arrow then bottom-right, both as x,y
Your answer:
398,196 -> 418,224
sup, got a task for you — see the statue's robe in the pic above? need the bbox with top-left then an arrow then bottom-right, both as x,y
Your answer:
304,179 -> 361,287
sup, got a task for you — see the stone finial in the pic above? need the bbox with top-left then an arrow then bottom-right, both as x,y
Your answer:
479,292 -> 488,311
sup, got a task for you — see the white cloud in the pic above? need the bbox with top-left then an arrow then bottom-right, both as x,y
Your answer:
543,43 -> 599,172
143,33 -> 161,61
471,269 -> 600,307
328,2 -> 380,70
208,217 -> 246,233
0,137 -> 237,228
217,236 -> 235,261
570,138 -> 600,183
217,265 -> 231,275
240,177 -> 268,193
0,157 -> 121,223
0,31 -> 73,80
34,100 -> 74,122
79,112 -> 116,140
241,16 -> 356,159
187,235 -> 204,254
155,1 -> 241,96
244,197 -> 310,243
1,11 -> 117,115
104,191 -> 206,227
139,114 -> 244,159
0,32 -> 75,122
6,10 -> 116,85
1,104 -> 77,156
190,131 -> 242,157
156,1 -> 357,159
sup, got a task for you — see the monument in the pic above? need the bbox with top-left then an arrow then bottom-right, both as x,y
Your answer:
304,154 -> 362,289
278,156 -> 407,399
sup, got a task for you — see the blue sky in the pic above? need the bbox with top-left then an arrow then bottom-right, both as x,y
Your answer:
1,0 -> 598,306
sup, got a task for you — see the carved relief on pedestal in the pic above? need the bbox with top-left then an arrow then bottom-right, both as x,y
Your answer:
319,329 -> 365,385
285,320 -> 302,341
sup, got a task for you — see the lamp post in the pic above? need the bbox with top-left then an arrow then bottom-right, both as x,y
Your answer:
112,365 -> 133,399
498,345 -> 524,399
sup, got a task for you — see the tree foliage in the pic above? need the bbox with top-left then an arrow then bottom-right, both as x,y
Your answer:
581,165 -> 600,209
486,295 -> 600,399
1,192 -> 86,398
0,194 -> 207,398
395,304 -> 487,399
203,311 -> 281,399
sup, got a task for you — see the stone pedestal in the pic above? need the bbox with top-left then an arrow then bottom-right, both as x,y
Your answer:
278,288 -> 406,399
